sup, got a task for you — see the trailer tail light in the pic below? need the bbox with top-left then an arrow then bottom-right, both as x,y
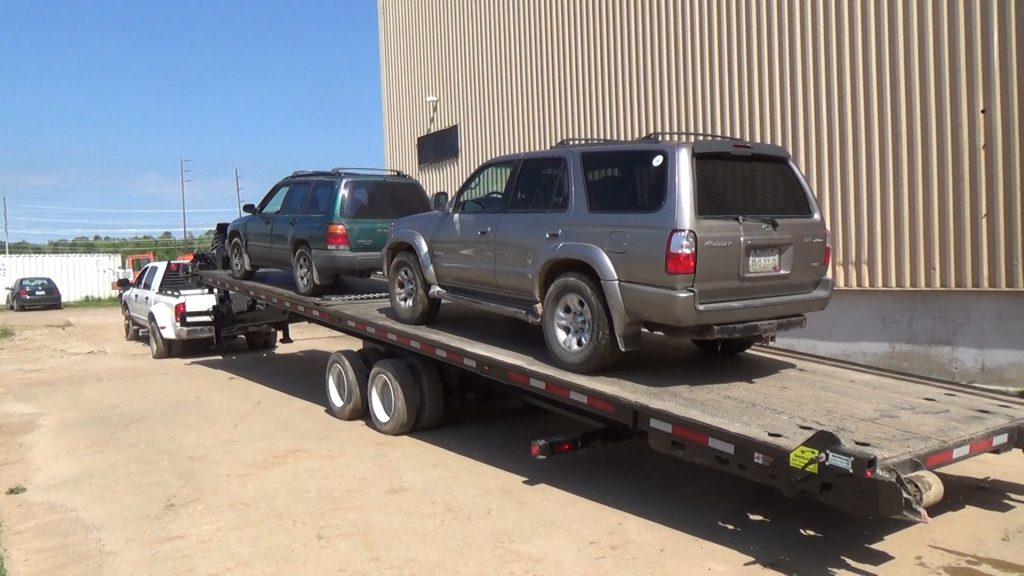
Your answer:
665,229 -> 697,275
326,224 -> 350,250
823,228 -> 832,267
174,302 -> 185,324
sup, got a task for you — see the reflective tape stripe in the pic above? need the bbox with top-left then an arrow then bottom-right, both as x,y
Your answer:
926,431 -> 1013,468
649,418 -> 734,455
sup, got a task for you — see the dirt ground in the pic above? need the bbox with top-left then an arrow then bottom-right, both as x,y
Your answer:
0,307 -> 1022,576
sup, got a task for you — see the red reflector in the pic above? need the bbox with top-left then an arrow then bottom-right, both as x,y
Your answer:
326,224 -> 350,248
666,229 -> 697,275
864,469 -> 874,478
174,302 -> 185,323
169,263 -> 179,272
530,443 -> 542,458
554,441 -> 575,454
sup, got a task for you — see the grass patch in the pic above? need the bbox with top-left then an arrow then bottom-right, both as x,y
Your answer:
4,486 -> 25,497
66,296 -> 121,308
0,326 -> 12,340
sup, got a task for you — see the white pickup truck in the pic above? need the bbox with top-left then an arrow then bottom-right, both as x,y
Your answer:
119,260 -> 280,358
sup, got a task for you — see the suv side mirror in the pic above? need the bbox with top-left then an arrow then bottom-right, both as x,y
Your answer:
115,278 -> 131,290
242,203 -> 257,214
432,192 -> 449,212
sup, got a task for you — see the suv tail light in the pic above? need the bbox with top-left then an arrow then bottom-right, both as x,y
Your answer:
174,302 -> 185,324
823,228 -> 832,267
326,224 -> 350,250
666,230 -> 697,275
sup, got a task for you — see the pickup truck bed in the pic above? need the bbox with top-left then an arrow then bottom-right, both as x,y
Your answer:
197,270 -> 1024,521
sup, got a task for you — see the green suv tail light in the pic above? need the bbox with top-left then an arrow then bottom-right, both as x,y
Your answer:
666,229 -> 697,275
326,224 -> 350,250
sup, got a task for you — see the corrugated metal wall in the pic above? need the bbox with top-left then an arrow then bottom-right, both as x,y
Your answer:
0,254 -> 121,302
379,0 -> 1023,289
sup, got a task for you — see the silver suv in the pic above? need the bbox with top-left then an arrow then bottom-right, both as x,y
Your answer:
384,134 -> 833,373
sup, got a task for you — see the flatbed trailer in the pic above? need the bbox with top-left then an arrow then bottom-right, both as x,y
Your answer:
197,269 -> 1024,522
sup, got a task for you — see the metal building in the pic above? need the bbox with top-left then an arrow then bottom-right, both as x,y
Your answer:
378,0 -> 1023,385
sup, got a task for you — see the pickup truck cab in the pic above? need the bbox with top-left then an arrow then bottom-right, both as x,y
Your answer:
120,260 -> 276,358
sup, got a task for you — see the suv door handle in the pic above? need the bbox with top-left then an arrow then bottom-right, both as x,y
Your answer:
478,228 -> 491,236
546,230 -> 561,240
289,218 -> 297,225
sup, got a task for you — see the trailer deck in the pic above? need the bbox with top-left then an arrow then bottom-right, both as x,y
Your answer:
198,269 -> 1024,521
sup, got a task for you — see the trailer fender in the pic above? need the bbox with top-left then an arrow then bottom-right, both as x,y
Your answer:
385,230 -> 437,285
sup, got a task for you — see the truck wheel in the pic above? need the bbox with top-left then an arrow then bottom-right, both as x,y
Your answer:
403,357 -> 445,430
293,245 -> 327,297
246,330 -> 277,350
325,350 -> 369,420
542,273 -> 620,373
123,308 -> 139,340
691,338 -> 756,356
148,318 -> 174,359
388,251 -> 440,325
229,237 -> 255,280
367,359 -> 422,436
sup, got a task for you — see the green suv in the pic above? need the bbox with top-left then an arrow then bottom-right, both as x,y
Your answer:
228,168 -> 430,295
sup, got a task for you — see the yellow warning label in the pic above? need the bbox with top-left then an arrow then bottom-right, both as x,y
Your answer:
789,445 -> 820,473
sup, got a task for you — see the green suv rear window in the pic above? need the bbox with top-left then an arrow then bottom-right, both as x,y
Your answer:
342,180 -> 431,219
695,156 -> 812,217
581,150 -> 668,212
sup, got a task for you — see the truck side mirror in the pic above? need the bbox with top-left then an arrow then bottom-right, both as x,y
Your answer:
242,203 -> 257,214
432,192 -> 449,212
115,278 -> 131,290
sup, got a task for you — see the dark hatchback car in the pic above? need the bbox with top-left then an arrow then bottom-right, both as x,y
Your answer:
227,168 -> 431,296
5,277 -> 62,311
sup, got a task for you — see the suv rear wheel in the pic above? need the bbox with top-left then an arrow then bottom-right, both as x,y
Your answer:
388,251 -> 440,324
542,273 -> 620,373
293,245 -> 330,297
229,237 -> 255,280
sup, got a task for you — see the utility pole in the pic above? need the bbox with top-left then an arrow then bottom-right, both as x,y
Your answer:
179,157 -> 192,244
2,195 -> 8,257
234,169 -> 243,217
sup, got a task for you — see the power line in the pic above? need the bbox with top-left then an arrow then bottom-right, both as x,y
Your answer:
11,204 -> 237,213
10,226 -> 223,234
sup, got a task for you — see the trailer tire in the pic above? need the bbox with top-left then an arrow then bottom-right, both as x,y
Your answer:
403,357 -> 445,430
148,318 -> 179,359
325,350 -> 369,420
367,359 -> 421,436
388,251 -> 440,325
542,273 -> 620,373
229,237 -> 256,280
246,330 -> 277,350
691,338 -> 756,356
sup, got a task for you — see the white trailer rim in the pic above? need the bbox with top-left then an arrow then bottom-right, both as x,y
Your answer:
327,363 -> 345,408
369,373 -> 396,424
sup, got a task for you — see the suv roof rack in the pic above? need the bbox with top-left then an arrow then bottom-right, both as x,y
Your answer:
330,167 -> 409,177
638,131 -> 744,142
289,170 -> 335,177
551,137 -> 625,148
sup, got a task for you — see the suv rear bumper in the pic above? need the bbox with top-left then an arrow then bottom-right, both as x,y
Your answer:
617,277 -> 833,330
312,248 -> 382,276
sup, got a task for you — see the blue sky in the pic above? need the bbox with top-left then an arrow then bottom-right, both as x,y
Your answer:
0,0 -> 384,243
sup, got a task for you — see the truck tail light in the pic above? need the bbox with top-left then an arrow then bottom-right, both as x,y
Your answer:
174,302 -> 185,324
666,230 -> 697,275
326,224 -> 350,250
823,228 -> 832,267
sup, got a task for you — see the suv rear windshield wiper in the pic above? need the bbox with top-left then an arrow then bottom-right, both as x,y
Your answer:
703,214 -> 781,229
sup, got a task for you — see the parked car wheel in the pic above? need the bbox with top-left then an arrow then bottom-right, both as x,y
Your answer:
691,338 -> 756,356
367,358 -> 422,436
12,299 -> 22,312
229,237 -> 255,280
388,251 -> 440,325
325,350 -> 369,421
292,245 -> 330,297
542,273 -> 620,373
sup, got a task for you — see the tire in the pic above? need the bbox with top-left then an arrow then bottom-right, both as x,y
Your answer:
246,330 -> 278,350
12,299 -> 22,312
229,237 -> 255,280
123,308 -> 139,341
366,358 -> 422,436
388,251 -> 440,325
360,346 -> 387,369
148,318 -> 175,359
691,338 -> 756,356
325,350 -> 369,420
211,225 -> 230,270
542,272 -> 621,373
403,357 -> 445,430
292,245 -> 327,297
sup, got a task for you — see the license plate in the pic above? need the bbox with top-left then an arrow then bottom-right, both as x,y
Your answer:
749,248 -> 780,273
35,290 -> 46,295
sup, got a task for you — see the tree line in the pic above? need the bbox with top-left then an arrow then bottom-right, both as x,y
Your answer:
1,229 -> 219,261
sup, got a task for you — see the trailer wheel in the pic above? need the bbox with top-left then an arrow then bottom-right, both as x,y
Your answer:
367,359 -> 422,435
246,330 -> 278,350
388,251 -> 440,325
403,357 -> 445,430
325,350 -> 369,420
229,237 -> 255,280
542,273 -> 620,373
148,318 -> 179,359
691,338 -> 755,356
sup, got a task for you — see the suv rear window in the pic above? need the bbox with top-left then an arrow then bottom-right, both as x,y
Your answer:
582,150 -> 668,212
343,180 -> 430,219
694,156 -> 812,217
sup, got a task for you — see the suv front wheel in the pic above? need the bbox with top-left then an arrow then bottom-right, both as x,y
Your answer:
388,251 -> 440,324
542,273 -> 621,373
